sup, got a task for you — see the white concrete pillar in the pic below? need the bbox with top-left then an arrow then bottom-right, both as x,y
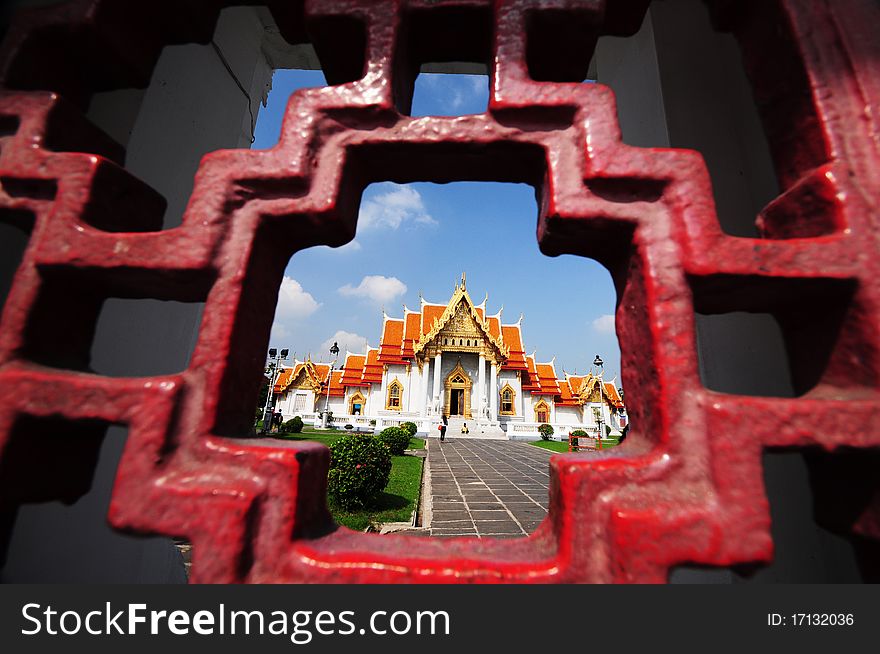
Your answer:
432,352 -> 442,415
489,362 -> 498,421
380,367 -> 388,410
421,359 -> 431,416
478,353 -> 486,417
407,365 -> 417,412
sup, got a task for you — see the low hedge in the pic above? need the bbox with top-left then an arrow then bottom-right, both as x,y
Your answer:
327,434 -> 392,510
400,421 -> 418,437
281,416 -> 303,434
378,426 -> 411,455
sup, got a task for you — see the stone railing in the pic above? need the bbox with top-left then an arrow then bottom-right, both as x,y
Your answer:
506,422 -> 617,441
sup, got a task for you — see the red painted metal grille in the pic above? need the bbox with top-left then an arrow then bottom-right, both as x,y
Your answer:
1,0 -> 879,582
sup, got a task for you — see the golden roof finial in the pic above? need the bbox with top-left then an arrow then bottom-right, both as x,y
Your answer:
461,271 -> 466,290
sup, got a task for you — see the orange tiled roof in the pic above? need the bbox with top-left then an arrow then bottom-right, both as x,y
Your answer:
339,354 -> 369,387
534,362 -> 561,395
378,318 -> 408,364
567,375 -> 587,395
402,312 -> 421,358
326,369 -> 345,397
604,382 -> 624,407
486,316 -> 501,340
563,374 -> 626,408
363,348 -> 384,384
500,324 -> 527,370
312,363 -> 330,380
273,365 -> 297,393
521,355 -> 540,392
555,379 -> 581,406
421,304 -> 445,335
380,318 -> 404,345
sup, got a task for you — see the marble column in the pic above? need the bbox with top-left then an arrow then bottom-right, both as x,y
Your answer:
420,359 -> 430,416
478,353 -> 486,418
379,367 -> 388,410
489,362 -> 498,421
432,352 -> 442,415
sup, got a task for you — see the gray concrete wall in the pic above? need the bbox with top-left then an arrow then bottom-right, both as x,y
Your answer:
597,0 -> 863,583
1,6 -> 273,582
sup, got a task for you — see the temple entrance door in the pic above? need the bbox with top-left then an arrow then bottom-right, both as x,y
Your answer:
450,389 -> 464,416
444,361 -> 473,418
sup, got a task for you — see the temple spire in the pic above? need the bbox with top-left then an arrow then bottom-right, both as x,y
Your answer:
461,271 -> 466,290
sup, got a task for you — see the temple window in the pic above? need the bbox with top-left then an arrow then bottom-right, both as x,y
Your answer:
535,400 -> 550,423
349,392 -> 366,415
386,380 -> 403,410
500,384 -> 516,415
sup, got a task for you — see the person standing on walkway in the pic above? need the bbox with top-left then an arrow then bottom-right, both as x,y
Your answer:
439,414 -> 448,442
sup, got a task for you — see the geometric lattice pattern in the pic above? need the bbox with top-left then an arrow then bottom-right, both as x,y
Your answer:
1,0 -> 878,582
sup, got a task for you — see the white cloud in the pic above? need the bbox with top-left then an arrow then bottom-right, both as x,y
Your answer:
270,322 -> 291,342
358,184 -> 436,230
274,276 -> 320,320
339,239 -> 362,251
418,73 -> 486,112
338,275 -> 407,306
451,77 -> 484,109
592,314 -> 616,335
321,330 -> 369,356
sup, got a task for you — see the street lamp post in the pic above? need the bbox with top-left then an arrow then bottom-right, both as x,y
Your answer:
261,347 -> 288,433
321,341 -> 340,429
593,354 -> 604,450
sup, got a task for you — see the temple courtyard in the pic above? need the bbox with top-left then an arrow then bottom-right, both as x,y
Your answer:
412,439 -> 552,538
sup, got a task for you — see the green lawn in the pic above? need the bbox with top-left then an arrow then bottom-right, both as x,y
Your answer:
274,430 -> 425,451
529,440 -> 571,452
331,454 -> 424,531
273,432 -> 343,448
272,431 -> 426,531
529,438 -> 620,453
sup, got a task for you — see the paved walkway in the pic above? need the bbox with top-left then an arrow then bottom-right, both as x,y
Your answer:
423,438 -> 552,538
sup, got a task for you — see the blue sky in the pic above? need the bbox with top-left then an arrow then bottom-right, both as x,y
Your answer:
253,70 -> 621,381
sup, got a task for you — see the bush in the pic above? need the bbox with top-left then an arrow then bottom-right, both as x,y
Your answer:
378,426 -> 411,455
328,434 -> 392,510
345,424 -> 354,430
569,429 -> 587,450
538,423 -> 554,440
400,421 -> 418,437
281,416 -> 303,434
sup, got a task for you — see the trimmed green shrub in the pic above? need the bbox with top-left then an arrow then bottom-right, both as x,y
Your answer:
281,416 -> 303,434
378,426 -> 411,455
345,424 -> 354,430
569,429 -> 587,450
400,421 -> 418,437
328,434 -> 392,510
538,423 -> 554,440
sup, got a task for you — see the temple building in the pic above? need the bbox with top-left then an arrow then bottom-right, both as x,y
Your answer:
272,275 -> 626,439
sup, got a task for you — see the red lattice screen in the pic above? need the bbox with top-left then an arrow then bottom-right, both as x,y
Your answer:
1,0 -> 879,583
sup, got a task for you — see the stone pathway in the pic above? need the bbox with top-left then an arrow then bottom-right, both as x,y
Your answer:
422,438 -> 552,538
